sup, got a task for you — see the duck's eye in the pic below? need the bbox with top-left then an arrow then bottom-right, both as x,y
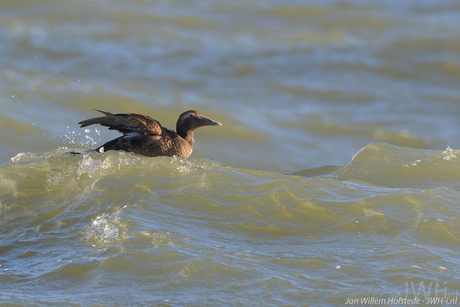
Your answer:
188,113 -> 194,117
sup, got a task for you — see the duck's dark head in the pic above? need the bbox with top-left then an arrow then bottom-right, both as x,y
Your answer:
176,110 -> 222,139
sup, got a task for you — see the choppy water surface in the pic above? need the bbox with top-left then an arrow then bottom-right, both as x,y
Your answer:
2,0 -> 460,306
2,145 -> 460,305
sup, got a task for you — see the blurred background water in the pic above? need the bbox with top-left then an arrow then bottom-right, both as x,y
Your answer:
1,0 -> 460,306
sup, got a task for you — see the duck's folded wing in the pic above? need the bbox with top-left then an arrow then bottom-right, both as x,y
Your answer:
78,109 -> 162,136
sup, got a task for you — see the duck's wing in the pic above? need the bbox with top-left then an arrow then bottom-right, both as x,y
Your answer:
78,109 -> 162,136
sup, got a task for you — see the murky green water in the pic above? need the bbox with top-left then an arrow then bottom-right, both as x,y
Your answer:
2,0 -> 460,306
2,144 -> 460,305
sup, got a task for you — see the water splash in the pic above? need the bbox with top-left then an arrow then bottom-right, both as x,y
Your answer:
10,148 -> 69,163
170,155 -> 218,173
10,152 -> 34,163
85,212 -> 121,246
61,127 -> 100,147
76,154 -> 103,178
171,156 -> 195,173
442,146 -> 458,160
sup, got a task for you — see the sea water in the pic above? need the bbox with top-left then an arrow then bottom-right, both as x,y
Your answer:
1,0 -> 460,305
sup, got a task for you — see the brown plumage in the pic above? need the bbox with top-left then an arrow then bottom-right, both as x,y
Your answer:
78,109 -> 221,158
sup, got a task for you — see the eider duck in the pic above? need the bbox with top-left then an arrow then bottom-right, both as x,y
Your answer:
78,109 -> 221,158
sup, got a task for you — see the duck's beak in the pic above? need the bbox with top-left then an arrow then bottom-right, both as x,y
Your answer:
208,120 -> 222,126
202,116 -> 222,126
